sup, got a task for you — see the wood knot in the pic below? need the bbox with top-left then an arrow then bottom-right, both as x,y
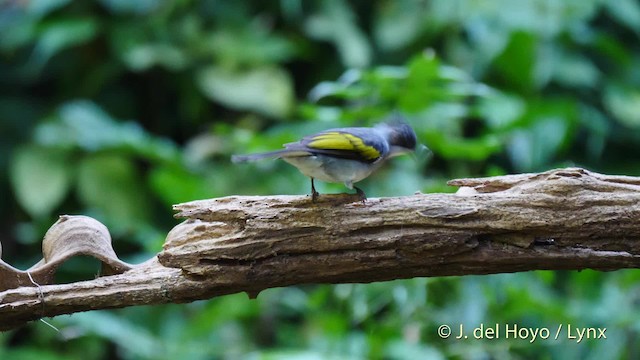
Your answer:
164,219 -> 239,249
546,167 -> 589,180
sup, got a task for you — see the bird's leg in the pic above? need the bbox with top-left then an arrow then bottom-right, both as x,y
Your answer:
354,186 -> 367,203
311,178 -> 319,202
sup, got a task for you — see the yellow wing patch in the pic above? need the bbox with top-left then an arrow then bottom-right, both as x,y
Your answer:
307,132 -> 380,160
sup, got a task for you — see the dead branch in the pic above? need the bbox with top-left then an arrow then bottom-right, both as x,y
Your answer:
1,167 -> 640,331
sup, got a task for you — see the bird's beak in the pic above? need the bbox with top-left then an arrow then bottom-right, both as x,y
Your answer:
389,146 -> 412,158
412,144 -> 430,161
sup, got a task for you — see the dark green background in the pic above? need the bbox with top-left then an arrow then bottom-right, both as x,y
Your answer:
2,0 -> 640,359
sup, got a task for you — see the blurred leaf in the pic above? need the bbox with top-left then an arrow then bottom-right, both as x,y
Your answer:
27,0 -> 72,18
98,0 -> 162,15
34,100 -> 180,162
476,91 -> 526,130
122,43 -> 188,71
372,157 -> 428,196
197,66 -> 294,118
149,165 -> 212,205
452,0 -> 599,37
77,154 -> 150,229
0,0 -> 71,50
551,50 -> 600,88
425,131 -> 502,161
374,1 -> 425,51
593,33 -> 633,67
248,350 -> 349,360
305,0 -> 371,68
0,98 -> 41,172
398,54 -> 443,111
56,312 -> 163,358
384,340 -> 444,360
508,117 -> 570,172
308,69 -> 365,102
210,28 -> 297,66
30,17 -> 98,68
579,105 -> 610,160
604,83 -> 640,129
504,98 -> 577,172
9,145 -> 71,218
604,0 -> 640,33
0,17 -> 37,51
493,31 -> 537,92
0,349 -> 69,360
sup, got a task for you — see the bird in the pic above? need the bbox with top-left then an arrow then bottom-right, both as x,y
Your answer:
231,120 -> 417,201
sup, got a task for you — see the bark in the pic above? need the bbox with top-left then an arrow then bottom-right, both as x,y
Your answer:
1,167 -> 640,331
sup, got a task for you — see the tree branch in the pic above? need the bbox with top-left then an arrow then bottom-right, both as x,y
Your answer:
2,167 -> 640,330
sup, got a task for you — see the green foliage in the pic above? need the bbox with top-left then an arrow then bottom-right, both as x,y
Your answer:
198,65 -> 294,118
2,0 -> 640,359
10,145 -> 72,218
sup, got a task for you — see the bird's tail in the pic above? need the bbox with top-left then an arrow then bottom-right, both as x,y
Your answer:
231,149 -> 304,163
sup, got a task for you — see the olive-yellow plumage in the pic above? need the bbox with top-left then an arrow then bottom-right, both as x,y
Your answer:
307,132 -> 381,160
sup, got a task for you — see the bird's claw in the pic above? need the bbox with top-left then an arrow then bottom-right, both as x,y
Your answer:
354,186 -> 367,204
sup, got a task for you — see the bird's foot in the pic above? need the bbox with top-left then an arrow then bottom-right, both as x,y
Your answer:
354,186 -> 367,204
310,178 -> 320,202
311,189 -> 320,202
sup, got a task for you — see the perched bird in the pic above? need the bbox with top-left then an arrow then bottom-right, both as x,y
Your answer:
231,121 -> 417,201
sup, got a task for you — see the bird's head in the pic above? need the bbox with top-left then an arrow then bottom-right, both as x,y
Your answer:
377,121 -> 417,157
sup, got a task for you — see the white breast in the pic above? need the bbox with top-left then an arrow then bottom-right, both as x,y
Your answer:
283,155 -> 381,189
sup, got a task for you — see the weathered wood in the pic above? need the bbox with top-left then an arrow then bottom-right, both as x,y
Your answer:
1,167 -> 639,331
